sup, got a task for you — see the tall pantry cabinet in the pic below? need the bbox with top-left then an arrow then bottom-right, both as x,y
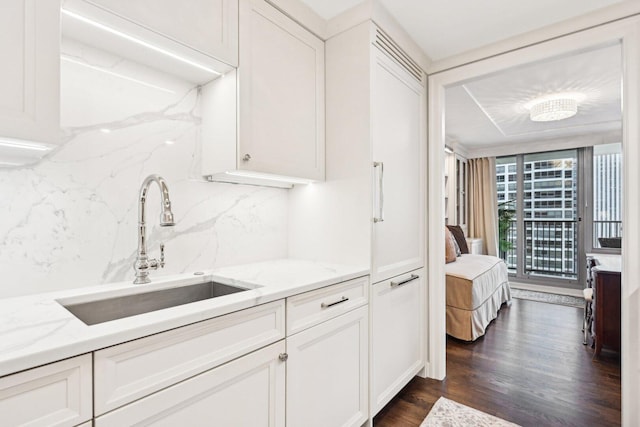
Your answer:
288,21 -> 426,418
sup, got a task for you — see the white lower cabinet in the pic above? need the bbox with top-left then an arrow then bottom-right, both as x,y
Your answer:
371,269 -> 425,416
93,300 -> 284,415
0,354 -> 92,427
95,340 -> 286,426
286,305 -> 368,427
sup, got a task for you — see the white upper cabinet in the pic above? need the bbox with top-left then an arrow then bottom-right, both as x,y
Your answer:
62,0 -> 236,84
238,0 -> 324,181
82,0 -> 238,67
0,0 -> 60,146
202,0 -> 325,187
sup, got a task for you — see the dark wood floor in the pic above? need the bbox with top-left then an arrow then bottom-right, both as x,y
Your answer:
373,298 -> 621,426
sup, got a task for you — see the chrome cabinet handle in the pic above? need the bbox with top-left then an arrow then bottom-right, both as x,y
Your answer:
243,154 -> 251,161
390,274 -> 419,288
279,353 -> 288,362
373,161 -> 384,223
321,296 -> 349,309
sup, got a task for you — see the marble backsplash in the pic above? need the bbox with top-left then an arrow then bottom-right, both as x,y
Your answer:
0,40 -> 288,298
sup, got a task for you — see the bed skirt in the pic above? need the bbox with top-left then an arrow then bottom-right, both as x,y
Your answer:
446,280 -> 511,341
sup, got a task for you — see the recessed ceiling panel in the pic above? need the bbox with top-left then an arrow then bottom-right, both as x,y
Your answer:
446,43 -> 622,146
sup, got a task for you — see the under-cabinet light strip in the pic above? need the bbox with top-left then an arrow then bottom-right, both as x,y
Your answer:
61,55 -> 176,94
61,9 -> 221,76
0,138 -> 52,152
224,171 -> 316,185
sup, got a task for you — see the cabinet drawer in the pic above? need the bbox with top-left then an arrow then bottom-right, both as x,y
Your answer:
287,276 -> 369,335
0,354 -> 92,427
94,300 -> 285,415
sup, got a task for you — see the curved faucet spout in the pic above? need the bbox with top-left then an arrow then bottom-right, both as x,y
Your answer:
134,174 -> 175,284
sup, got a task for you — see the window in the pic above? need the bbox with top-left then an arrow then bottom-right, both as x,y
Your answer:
592,143 -> 622,249
497,150 -> 578,280
497,145 -> 622,285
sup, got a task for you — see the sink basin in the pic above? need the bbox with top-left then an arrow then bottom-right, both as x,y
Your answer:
60,281 -> 249,325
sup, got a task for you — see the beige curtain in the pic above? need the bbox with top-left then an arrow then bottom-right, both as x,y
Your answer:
468,157 -> 498,256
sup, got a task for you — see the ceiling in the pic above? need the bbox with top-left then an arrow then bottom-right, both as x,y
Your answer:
298,0 -> 627,152
445,43 -> 622,149
299,0 -> 630,61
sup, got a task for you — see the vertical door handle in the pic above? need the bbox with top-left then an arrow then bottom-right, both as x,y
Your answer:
373,161 -> 384,223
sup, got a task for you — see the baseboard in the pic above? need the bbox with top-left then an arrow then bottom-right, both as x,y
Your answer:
509,281 -> 583,297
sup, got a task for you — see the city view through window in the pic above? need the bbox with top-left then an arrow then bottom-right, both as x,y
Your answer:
496,144 -> 621,281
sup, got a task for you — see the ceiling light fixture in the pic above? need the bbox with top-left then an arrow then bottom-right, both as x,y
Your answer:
525,93 -> 584,122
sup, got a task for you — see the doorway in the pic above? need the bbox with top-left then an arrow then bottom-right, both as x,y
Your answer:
426,15 -> 640,425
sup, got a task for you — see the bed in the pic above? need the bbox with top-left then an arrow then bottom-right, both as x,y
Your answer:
445,254 -> 511,341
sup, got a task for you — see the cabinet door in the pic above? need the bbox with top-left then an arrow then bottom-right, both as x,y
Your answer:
371,270 -> 424,416
96,341 -> 286,426
371,48 -> 424,283
86,0 -> 238,66
238,0 -> 325,181
0,354 -> 92,427
94,300 -> 285,415
0,0 -> 59,144
287,306 -> 368,427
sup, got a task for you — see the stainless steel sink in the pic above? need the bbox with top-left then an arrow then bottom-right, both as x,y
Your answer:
60,281 -> 248,325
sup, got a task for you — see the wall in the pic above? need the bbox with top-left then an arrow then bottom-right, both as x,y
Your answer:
0,39 -> 288,298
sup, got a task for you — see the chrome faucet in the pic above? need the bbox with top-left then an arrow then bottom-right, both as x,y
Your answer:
133,174 -> 175,284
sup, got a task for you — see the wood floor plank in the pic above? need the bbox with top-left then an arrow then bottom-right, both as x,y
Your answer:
373,298 -> 621,426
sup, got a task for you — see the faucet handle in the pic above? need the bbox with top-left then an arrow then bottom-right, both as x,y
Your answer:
159,243 -> 165,268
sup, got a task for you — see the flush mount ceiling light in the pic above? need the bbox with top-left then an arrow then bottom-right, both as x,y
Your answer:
524,93 -> 585,122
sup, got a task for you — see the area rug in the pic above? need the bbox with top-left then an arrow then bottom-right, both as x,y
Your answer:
421,397 -> 519,426
510,288 -> 584,308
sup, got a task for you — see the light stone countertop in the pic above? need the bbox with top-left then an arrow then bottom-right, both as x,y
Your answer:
0,259 -> 368,378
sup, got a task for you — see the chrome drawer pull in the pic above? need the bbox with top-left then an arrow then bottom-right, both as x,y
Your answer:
321,296 -> 349,309
390,274 -> 419,288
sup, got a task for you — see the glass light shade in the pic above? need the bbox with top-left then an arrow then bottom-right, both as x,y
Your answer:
530,98 -> 578,122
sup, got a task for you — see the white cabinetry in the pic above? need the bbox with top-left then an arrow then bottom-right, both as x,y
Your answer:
62,0 -> 234,83
94,301 -> 285,424
286,279 -> 369,427
0,354 -> 92,427
371,46 -> 424,283
371,269 -> 424,414
287,306 -> 368,427
202,0 -> 325,186
96,341 -> 286,427
81,0 -> 238,66
94,300 -> 284,415
0,0 -> 59,145
289,22 -> 426,419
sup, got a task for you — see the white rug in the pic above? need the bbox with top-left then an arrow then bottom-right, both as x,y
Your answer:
421,397 -> 520,427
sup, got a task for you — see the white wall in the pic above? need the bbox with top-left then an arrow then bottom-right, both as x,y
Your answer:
0,40 -> 288,298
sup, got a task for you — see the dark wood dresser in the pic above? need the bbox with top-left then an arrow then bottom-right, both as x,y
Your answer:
593,267 -> 621,357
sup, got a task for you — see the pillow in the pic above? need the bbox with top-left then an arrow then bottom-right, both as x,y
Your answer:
447,225 -> 469,254
451,235 -> 462,257
445,227 -> 457,263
